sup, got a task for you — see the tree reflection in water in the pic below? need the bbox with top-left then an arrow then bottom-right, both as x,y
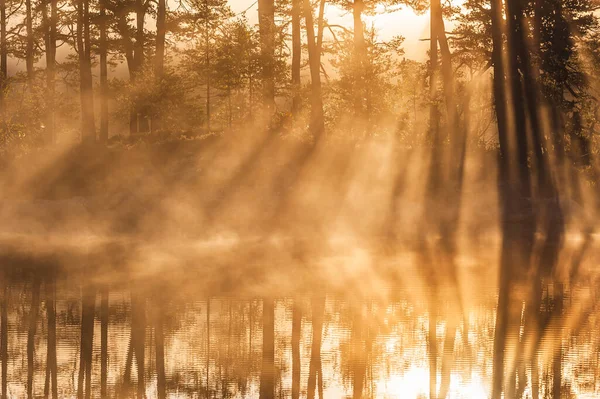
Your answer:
0,266 -> 598,399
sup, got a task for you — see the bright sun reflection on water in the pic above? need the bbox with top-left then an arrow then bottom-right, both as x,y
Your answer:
379,366 -> 429,399
378,368 -> 489,399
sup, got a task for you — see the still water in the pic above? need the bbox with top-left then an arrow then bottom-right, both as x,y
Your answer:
0,265 -> 598,399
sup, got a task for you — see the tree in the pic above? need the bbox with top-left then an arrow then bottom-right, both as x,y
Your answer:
42,0 -> 57,144
98,0 -> 109,143
258,0 -> 275,113
303,0 -> 324,136
0,0 -> 7,116
291,0 -> 301,116
76,0 -> 96,143
153,0 -> 166,132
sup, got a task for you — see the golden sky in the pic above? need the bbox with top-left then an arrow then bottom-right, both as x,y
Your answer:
229,0 -> 431,60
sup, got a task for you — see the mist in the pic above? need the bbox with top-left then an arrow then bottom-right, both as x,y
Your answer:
2,0 -> 600,398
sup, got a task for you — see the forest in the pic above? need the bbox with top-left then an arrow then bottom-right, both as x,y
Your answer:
1,0 -> 600,398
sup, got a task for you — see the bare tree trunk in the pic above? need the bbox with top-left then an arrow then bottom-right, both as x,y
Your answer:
116,7 -> 137,136
153,0 -> 166,133
303,0 -> 324,137
27,278 -> 41,399
0,0 -> 6,117
429,0 -> 439,143
205,24 -> 211,133
316,0 -> 325,56
135,0 -> 149,133
258,0 -> 275,113
99,0 -> 109,143
352,0 -> 365,118
25,0 -> 34,82
291,0 -> 301,116
100,288 -> 109,398
46,0 -> 57,144
77,0 -> 96,144
259,299 -> 274,399
291,302 -> 301,399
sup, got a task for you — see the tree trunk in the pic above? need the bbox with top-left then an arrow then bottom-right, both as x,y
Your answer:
99,0 -> 109,143
154,0 -> 166,133
27,278 -> 41,399
77,0 -> 96,144
46,0 -> 57,144
258,0 -> 275,112
429,0 -> 440,144
352,0 -> 366,118
0,0 -> 6,117
259,299 -> 274,399
303,0 -> 324,137
291,0 -> 301,116
116,8 -> 137,136
205,24 -> 211,133
26,0 -> 34,82
135,0 -> 149,133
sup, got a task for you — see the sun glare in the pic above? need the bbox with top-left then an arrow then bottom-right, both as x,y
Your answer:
380,366 -> 429,399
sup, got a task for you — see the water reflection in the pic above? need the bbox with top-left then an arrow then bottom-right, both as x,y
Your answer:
0,270 -> 598,399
